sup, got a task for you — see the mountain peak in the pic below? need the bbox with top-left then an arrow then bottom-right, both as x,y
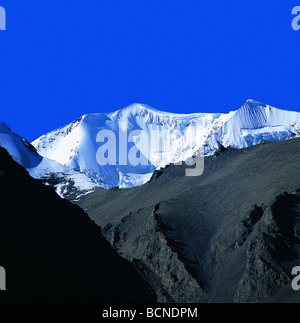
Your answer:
118,103 -> 162,116
243,99 -> 267,109
245,99 -> 265,104
233,99 -> 269,128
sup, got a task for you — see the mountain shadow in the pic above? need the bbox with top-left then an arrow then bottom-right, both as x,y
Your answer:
0,147 -> 155,302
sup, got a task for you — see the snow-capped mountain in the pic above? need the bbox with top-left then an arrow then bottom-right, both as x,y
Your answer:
0,122 -> 97,198
32,100 -> 300,189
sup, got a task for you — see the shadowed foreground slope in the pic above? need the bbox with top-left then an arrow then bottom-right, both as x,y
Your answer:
0,147 -> 154,302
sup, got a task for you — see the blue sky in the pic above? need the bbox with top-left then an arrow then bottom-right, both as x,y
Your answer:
1,0 -> 300,141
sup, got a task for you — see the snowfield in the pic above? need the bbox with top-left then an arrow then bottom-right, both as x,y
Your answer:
32,100 -> 300,188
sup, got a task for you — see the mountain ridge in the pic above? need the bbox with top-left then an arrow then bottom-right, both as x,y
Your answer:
32,100 -> 300,189
0,147 -> 155,302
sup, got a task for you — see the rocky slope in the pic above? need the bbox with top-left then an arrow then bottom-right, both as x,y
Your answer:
78,137 -> 300,302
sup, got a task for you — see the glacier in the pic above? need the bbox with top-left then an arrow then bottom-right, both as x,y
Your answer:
31,100 -> 300,189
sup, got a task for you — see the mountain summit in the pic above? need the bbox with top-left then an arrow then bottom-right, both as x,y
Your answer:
31,100 -> 300,188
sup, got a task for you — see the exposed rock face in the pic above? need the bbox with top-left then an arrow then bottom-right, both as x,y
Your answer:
101,191 -> 300,303
103,204 -> 203,303
235,205 -> 264,249
234,192 -> 300,302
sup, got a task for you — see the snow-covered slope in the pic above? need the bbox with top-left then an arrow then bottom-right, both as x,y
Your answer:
32,105 -> 226,188
32,100 -> 300,189
0,122 -> 43,168
0,122 -> 97,198
203,100 -> 300,154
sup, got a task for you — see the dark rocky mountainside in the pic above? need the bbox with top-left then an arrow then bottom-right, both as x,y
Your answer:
78,138 -> 300,302
0,147 -> 155,302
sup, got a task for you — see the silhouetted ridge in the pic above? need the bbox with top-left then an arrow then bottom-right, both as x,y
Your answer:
0,147 -> 155,302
